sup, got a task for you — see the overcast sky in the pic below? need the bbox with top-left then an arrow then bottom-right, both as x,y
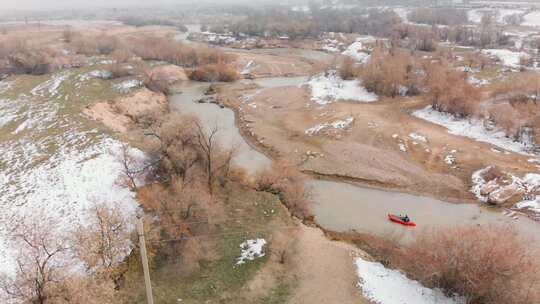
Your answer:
0,0 -> 284,11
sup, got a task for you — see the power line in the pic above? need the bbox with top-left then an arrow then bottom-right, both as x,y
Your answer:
144,215 -> 281,229
146,225 -> 298,244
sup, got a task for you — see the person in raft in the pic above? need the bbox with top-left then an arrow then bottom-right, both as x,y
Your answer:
400,214 -> 410,222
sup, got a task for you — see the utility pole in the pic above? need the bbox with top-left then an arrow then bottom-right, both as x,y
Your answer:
137,218 -> 155,304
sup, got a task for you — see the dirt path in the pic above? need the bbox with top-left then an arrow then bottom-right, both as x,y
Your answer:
289,225 -> 369,304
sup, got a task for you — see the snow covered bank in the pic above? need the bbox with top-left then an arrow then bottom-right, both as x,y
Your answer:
472,166 -> 540,216
413,106 -> 532,155
307,71 -> 377,105
523,11 -> 540,27
355,258 -> 464,304
482,49 -> 529,68
342,37 -> 374,63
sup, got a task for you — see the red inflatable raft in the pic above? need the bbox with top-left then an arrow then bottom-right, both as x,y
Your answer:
388,214 -> 416,227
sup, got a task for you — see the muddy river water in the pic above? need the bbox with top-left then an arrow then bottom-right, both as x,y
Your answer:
171,78 -> 540,244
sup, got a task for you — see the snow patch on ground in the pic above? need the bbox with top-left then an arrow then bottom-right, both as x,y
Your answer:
468,76 -> 490,86
307,71 -> 377,105
409,132 -> 427,143
342,40 -> 370,63
355,258 -> 464,304
114,79 -> 143,92
413,106 -> 532,155
399,143 -> 407,152
236,239 -> 266,265
0,73 -> 144,278
445,154 -> 456,165
31,71 -> 71,97
523,11 -> 540,27
482,49 -> 529,68
241,60 -> 258,75
78,69 -> 112,81
305,117 -> 354,135
0,138 -> 144,276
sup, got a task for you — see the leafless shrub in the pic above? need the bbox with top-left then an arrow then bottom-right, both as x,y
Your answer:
194,122 -> 235,194
129,36 -> 234,69
62,28 -> 75,43
393,225 -> 540,304
408,8 -> 468,26
96,35 -> 119,55
142,68 -> 172,95
338,56 -> 357,80
189,63 -> 239,82
479,165 -> 503,182
0,219 -> 71,304
359,47 -> 421,97
255,161 -> 312,220
72,203 -> 132,275
110,48 -> 133,63
71,34 -> 99,55
425,63 -> 480,117
107,63 -> 133,79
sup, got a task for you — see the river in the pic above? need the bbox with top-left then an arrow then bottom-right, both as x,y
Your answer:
170,77 -> 540,244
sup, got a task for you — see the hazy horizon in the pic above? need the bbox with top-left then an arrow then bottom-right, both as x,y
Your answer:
0,0 -> 305,11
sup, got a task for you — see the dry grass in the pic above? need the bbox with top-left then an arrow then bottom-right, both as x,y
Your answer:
359,47 -> 422,97
255,161 -> 312,220
425,63 -> 481,117
189,63 -> 239,82
393,225 -> 540,304
338,56 -> 357,80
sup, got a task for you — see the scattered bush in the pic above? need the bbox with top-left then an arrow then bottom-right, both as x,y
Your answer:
129,37 -> 233,68
359,47 -> 422,97
107,63 -> 133,79
62,29 -> 75,43
255,161 -> 312,220
408,8 -> 468,26
338,56 -> 357,80
393,225 -> 540,304
189,63 -> 239,82
425,63 -> 480,117
110,48 -> 133,63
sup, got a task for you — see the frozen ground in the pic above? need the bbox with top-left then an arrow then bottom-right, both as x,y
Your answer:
342,38 -> 372,63
523,11 -> 540,27
482,49 -> 529,68
307,71 -> 377,105
355,258 -> 465,304
114,79 -> 143,93
236,238 -> 266,265
413,106 -> 532,155
472,167 -> 540,216
305,117 -> 354,135
0,73 -> 143,277
469,9 -> 525,24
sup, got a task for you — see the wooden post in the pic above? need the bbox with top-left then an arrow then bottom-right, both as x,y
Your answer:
137,218 -> 154,304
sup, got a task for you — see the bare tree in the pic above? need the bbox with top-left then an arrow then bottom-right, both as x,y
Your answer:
0,219 -> 71,304
195,122 -> 219,194
193,122 -> 235,194
118,143 -> 143,191
71,204 -> 132,276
